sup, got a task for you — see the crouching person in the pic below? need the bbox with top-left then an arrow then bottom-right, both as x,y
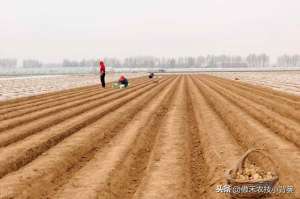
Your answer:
119,75 -> 128,88
148,72 -> 154,79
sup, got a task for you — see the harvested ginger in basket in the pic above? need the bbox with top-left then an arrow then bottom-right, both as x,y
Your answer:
236,163 -> 275,181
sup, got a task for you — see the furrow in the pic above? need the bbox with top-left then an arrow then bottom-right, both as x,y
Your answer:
0,84 -> 97,110
200,77 -> 300,148
205,75 -> 300,119
51,77 -> 177,199
0,74 -> 298,199
0,77 -> 171,180
0,78 -> 162,134
0,79 -> 156,147
0,76 -> 177,199
188,76 -> 244,199
208,75 -> 300,103
193,76 -> 300,198
185,77 -> 210,199
0,87 -> 100,116
132,76 -> 192,199
0,76 -> 145,111
0,78 -> 147,118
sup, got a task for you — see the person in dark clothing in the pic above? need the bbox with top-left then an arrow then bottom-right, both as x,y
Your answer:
119,75 -> 128,88
148,72 -> 154,79
99,61 -> 106,88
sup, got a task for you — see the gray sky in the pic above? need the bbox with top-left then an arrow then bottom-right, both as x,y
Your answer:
1,0 -> 300,62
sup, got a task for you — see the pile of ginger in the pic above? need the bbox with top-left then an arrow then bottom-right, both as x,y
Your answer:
235,163 -> 275,181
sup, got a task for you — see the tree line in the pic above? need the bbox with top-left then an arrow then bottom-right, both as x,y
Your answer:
0,54 -> 300,68
277,55 -> 300,67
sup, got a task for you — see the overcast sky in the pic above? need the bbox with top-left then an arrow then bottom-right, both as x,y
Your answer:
1,0 -> 299,62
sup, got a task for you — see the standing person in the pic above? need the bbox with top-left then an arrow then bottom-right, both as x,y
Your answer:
99,60 -> 106,88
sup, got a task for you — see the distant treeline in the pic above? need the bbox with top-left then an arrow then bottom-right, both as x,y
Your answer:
1,54 -> 300,68
277,55 -> 300,67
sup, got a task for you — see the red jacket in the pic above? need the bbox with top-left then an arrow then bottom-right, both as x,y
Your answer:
99,61 -> 105,74
119,75 -> 126,81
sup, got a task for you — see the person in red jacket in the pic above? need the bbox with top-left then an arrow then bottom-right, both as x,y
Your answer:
99,60 -> 106,88
119,75 -> 128,87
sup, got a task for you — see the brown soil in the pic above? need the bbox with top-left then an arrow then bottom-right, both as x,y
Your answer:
0,75 -> 298,199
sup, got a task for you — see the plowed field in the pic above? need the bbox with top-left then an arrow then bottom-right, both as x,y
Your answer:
0,75 -> 299,199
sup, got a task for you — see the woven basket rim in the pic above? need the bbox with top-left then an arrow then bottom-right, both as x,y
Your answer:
226,168 -> 279,183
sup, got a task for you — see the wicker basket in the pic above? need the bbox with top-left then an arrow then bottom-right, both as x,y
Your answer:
225,148 -> 279,198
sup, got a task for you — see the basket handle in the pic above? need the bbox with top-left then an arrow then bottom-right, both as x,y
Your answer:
233,148 -> 277,175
